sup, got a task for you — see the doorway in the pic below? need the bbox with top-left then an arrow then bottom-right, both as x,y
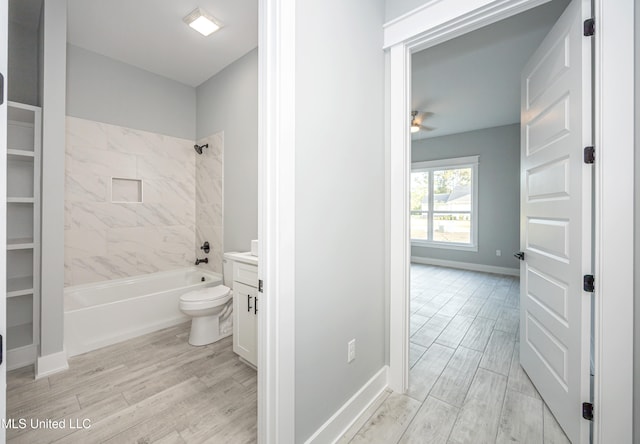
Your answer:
386,0 -> 637,439
405,2 -> 571,441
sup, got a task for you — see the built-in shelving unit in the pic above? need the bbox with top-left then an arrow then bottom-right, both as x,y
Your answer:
6,101 -> 41,370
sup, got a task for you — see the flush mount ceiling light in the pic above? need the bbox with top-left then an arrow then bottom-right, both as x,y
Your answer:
183,7 -> 221,36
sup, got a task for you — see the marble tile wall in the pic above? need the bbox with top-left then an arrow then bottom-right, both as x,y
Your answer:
64,117 -> 199,286
195,132 -> 224,274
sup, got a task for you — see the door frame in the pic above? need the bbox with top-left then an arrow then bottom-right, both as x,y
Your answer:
0,0 -> 7,439
257,0 -> 296,443
385,0 -> 634,443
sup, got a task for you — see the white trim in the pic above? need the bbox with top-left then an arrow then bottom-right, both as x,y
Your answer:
410,155 -> 479,251
411,256 -> 519,277
411,241 -> 477,252
7,345 -> 37,372
35,350 -> 69,379
388,43 -> 411,393
387,0 -> 635,442
304,366 -> 389,444
412,155 -> 479,170
258,0 -> 296,442
592,0 -> 634,442
383,0 -> 551,50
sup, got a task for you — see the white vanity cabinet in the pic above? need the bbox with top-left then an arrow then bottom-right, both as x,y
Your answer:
233,280 -> 257,366
225,253 -> 258,367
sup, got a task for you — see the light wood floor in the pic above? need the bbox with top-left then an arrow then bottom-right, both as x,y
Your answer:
7,323 -> 257,444
340,264 -> 572,444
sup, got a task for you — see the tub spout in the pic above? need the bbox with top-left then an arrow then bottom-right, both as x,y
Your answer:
195,258 -> 209,265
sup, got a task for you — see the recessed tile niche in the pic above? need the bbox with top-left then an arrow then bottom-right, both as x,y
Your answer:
111,178 -> 143,203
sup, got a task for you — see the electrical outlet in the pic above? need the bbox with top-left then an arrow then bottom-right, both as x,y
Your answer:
347,339 -> 356,363
496,249 -> 501,256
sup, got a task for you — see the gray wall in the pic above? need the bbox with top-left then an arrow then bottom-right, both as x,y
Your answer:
8,19 -> 39,105
40,0 -> 66,360
294,0 -> 386,441
385,0 -> 426,22
411,124 -> 520,270
66,44 -> 196,140
634,0 -> 639,439
196,48 -> 258,253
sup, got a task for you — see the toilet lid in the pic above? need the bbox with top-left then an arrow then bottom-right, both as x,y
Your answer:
181,285 -> 231,302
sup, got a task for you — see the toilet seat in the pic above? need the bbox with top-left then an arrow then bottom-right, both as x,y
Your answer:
180,285 -> 232,311
181,285 -> 230,302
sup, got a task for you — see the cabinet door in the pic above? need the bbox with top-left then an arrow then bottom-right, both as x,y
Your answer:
233,282 -> 257,366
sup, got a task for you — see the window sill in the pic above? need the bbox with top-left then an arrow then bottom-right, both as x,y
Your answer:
411,240 -> 478,252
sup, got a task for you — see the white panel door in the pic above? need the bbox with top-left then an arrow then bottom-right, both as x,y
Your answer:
0,0 -> 8,439
519,0 -> 592,442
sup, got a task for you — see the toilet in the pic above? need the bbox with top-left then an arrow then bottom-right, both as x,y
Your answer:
179,284 -> 233,346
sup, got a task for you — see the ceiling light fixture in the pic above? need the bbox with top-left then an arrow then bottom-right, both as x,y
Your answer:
183,7 -> 221,36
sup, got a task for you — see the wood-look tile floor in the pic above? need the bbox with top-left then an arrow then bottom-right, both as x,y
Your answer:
7,323 -> 257,444
340,264 -> 572,444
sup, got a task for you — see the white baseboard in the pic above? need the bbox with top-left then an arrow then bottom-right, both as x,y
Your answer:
411,256 -> 519,276
7,344 -> 37,371
36,350 -> 69,379
305,366 -> 389,444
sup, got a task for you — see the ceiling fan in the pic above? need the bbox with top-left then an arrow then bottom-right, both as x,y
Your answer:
410,111 -> 435,133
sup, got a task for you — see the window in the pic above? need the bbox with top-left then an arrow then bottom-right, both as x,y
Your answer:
410,156 -> 478,251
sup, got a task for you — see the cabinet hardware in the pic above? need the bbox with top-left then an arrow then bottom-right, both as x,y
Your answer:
247,294 -> 253,312
254,296 -> 258,315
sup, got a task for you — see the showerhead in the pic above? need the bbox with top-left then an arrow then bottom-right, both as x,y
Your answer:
194,144 -> 209,155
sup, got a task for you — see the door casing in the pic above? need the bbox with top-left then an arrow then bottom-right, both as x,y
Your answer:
385,1 -> 635,443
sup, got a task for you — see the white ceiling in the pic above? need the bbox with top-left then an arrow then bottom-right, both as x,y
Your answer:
411,0 -> 569,140
67,0 -> 258,87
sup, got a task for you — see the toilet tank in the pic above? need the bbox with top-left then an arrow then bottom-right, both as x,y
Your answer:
223,258 -> 234,289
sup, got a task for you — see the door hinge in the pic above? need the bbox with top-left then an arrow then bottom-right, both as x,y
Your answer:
582,402 -> 594,421
258,279 -> 263,293
583,275 -> 595,293
584,146 -> 595,164
583,18 -> 595,36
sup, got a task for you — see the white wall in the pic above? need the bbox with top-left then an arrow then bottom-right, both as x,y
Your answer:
294,0 -> 386,440
196,48 -> 258,254
411,124 -> 520,270
195,132 -> 224,273
66,44 -> 196,140
64,117 -> 197,286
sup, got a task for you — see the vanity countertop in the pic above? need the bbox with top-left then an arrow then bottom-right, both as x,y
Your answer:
224,251 -> 258,266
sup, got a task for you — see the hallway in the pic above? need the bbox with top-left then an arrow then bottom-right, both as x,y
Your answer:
340,264 -> 571,443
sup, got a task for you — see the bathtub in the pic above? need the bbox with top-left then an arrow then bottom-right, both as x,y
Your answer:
64,267 -> 222,357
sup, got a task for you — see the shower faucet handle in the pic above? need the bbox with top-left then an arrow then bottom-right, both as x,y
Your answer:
200,241 -> 210,254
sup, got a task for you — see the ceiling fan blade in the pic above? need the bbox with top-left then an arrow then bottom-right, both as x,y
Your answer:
419,111 -> 434,119
420,125 -> 436,131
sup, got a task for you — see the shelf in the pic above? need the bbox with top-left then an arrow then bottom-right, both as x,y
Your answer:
7,323 -> 33,350
7,238 -> 34,250
7,197 -> 34,204
7,149 -> 35,159
7,276 -> 34,297
8,101 -> 37,124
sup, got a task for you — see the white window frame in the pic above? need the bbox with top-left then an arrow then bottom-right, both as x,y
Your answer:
410,155 -> 478,252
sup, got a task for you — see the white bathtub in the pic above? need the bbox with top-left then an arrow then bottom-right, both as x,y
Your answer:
64,267 -> 222,357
